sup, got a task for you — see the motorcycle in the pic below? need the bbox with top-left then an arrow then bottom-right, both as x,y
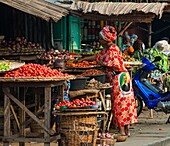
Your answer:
132,56 -> 170,122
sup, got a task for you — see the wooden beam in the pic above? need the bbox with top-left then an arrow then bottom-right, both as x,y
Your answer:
71,11 -> 155,22
2,88 -> 55,135
10,105 -> 20,130
3,87 -> 10,146
118,22 -> 133,37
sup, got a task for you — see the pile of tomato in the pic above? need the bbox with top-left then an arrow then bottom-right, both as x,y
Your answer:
66,61 -> 97,67
54,98 -> 97,109
80,69 -> 105,76
4,63 -> 69,78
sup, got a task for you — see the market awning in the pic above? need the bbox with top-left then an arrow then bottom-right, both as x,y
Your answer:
0,0 -> 69,22
70,1 -> 169,22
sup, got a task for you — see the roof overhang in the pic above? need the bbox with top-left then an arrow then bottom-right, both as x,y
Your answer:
70,1 -> 169,22
0,0 -> 69,22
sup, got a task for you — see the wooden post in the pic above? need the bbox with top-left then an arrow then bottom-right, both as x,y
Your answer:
19,87 -> 26,146
4,87 -> 11,146
44,87 -> 51,146
117,22 -> 122,48
148,23 -> 152,48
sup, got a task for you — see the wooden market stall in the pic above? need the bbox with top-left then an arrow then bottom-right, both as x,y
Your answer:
70,1 -> 169,48
0,0 -> 69,61
0,76 -> 75,146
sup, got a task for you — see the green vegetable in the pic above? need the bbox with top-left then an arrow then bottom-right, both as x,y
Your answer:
0,63 -> 10,71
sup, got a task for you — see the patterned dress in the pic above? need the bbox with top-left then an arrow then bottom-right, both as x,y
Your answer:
96,44 -> 138,126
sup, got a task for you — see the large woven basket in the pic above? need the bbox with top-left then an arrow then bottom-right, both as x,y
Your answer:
59,114 -> 98,146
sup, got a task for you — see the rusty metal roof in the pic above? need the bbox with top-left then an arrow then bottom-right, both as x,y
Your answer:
0,0 -> 69,22
70,1 -> 168,19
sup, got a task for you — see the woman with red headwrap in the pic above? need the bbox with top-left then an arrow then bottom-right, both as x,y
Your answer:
79,26 -> 137,136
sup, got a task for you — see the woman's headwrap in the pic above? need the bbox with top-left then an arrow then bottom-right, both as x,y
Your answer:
99,26 -> 117,42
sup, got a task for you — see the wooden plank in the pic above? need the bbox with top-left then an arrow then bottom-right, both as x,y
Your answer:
10,105 -> 20,130
19,87 -> 26,146
44,87 -> 52,146
22,105 -> 44,127
50,134 -> 61,142
2,88 -> 55,135
55,111 -> 108,116
99,91 -> 106,112
2,137 -> 50,143
1,81 -> 65,88
3,87 -> 10,146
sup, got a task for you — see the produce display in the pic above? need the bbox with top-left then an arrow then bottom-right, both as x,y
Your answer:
79,69 -> 105,76
0,62 -> 10,71
122,53 -> 135,62
3,63 -> 68,78
54,98 -> 97,109
0,36 -> 44,54
98,133 -> 114,139
86,79 -> 111,89
0,60 -> 25,73
66,61 -> 98,68
85,50 -> 102,55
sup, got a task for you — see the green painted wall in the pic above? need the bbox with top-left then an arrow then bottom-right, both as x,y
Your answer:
68,16 -> 81,53
52,17 -> 67,51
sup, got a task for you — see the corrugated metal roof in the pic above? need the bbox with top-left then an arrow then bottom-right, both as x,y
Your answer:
70,1 -> 168,19
0,0 -> 69,22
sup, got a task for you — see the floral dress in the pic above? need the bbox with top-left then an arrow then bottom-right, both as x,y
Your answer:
96,44 -> 137,126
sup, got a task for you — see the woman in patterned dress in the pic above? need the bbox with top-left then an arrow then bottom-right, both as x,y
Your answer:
80,26 -> 137,136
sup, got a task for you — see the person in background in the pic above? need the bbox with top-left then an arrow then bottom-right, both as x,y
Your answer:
132,39 -> 145,61
154,37 -> 170,56
122,32 -> 135,56
53,59 -> 71,101
142,38 -> 169,91
79,26 -> 138,136
121,32 -> 131,52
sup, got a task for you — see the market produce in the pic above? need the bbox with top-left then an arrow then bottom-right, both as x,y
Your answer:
122,53 -> 135,62
66,61 -> 97,67
0,62 -> 10,71
3,63 -> 68,78
54,98 -> 97,109
86,79 -> 111,89
0,36 -> 44,53
98,133 -> 114,139
37,49 -> 56,60
79,69 -> 105,76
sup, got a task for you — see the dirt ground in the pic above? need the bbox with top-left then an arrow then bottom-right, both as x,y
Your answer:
0,108 -> 169,146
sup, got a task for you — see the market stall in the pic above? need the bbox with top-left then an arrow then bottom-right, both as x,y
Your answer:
0,62 -> 75,146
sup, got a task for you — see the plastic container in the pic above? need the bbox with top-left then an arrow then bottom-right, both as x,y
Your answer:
87,74 -> 106,83
60,106 -> 68,109
92,105 -> 99,109
70,77 -> 89,91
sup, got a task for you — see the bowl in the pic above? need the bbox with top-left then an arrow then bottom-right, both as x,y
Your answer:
60,106 -> 68,109
84,106 -> 91,109
114,134 -> 127,142
100,138 -> 117,145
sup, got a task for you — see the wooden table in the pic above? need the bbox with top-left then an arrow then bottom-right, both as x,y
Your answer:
124,61 -> 143,77
69,86 -> 112,133
0,76 -> 75,146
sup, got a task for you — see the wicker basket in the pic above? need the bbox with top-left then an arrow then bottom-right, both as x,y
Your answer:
100,138 -> 117,146
59,114 -> 98,146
